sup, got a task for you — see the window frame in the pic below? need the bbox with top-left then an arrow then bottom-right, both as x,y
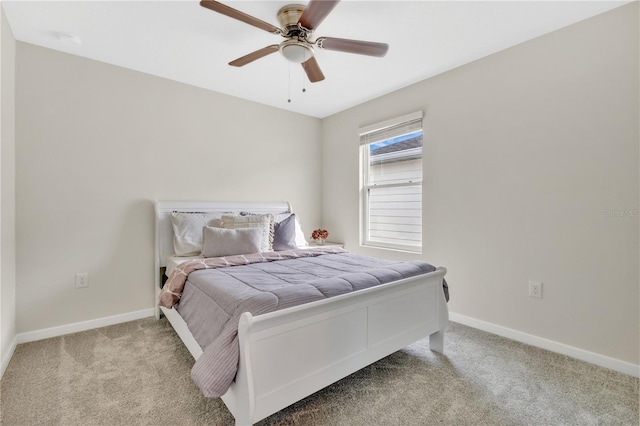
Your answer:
359,111 -> 424,253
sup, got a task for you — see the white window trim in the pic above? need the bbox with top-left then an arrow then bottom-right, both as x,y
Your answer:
358,111 -> 424,136
359,111 -> 424,253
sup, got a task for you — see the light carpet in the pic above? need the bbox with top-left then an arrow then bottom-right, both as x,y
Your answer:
0,318 -> 637,425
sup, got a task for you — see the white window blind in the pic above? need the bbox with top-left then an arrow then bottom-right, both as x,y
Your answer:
360,111 -> 423,252
359,112 -> 423,145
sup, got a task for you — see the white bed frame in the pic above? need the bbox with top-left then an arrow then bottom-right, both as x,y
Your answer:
155,200 -> 448,426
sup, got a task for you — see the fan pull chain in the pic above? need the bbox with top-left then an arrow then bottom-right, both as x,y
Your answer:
287,62 -> 292,103
302,51 -> 307,93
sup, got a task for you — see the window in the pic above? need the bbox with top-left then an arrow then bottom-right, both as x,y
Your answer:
360,112 -> 423,252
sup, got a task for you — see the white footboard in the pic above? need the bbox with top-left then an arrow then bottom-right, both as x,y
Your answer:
161,269 -> 447,426
223,267 -> 448,425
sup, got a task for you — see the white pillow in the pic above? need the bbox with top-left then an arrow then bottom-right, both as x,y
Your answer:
201,226 -> 263,258
170,212 -> 221,256
220,214 -> 273,252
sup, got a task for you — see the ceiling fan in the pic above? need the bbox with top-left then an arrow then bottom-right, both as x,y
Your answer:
200,0 -> 389,83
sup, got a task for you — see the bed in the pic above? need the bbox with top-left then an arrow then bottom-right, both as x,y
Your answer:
155,200 -> 449,425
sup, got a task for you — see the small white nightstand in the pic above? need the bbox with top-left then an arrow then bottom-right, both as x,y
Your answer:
304,242 -> 344,249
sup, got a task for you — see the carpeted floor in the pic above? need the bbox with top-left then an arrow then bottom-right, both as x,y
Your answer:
0,318 -> 637,425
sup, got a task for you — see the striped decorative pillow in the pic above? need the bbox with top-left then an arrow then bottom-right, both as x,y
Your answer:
220,213 -> 274,252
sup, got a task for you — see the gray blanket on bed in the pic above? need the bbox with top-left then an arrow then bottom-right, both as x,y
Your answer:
176,251 -> 445,398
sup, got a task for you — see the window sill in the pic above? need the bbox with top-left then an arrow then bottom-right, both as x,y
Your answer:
361,241 -> 422,255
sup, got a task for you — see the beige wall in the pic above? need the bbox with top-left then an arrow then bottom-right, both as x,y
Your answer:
1,7 -> 17,373
15,43 -> 322,333
322,4 -> 639,365
9,3 -> 639,369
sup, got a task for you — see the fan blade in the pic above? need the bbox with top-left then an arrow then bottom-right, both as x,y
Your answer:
229,45 -> 279,67
200,0 -> 281,34
298,0 -> 339,31
301,56 -> 325,83
317,37 -> 389,57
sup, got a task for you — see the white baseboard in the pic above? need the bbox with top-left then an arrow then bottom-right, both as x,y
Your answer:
449,312 -> 640,378
16,308 -> 155,344
8,309 -> 638,379
1,336 -> 17,380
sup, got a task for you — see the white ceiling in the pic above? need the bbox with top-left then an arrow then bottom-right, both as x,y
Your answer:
2,0 -> 629,118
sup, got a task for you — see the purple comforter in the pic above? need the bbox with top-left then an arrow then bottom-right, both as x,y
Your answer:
161,249 -> 442,398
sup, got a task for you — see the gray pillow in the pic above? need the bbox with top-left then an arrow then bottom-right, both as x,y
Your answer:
273,213 -> 298,251
201,226 -> 263,258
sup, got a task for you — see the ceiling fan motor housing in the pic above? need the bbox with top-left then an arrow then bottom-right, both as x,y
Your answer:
277,4 -> 306,33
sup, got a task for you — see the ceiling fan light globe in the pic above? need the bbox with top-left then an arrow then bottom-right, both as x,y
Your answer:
280,42 -> 313,63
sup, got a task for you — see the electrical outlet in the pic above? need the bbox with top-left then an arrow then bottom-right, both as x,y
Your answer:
529,281 -> 542,298
75,272 -> 89,289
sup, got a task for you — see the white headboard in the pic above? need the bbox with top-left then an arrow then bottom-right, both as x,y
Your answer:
154,200 -> 292,269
